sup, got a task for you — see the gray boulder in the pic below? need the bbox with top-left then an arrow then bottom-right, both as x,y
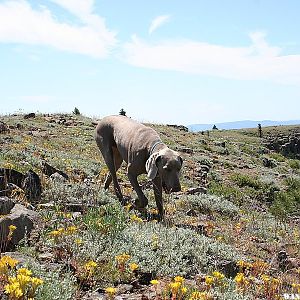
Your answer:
0,199 -> 39,251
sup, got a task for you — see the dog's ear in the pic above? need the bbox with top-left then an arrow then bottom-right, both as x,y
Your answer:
146,153 -> 160,180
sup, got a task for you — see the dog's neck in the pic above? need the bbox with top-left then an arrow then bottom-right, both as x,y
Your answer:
149,141 -> 166,155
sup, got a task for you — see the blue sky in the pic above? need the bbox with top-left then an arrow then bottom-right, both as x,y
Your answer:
0,0 -> 300,125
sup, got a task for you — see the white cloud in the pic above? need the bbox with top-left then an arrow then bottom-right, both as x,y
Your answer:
122,32 -> 300,85
0,0 -> 116,58
149,15 -> 170,34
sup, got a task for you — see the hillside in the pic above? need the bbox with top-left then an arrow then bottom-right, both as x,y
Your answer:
188,119 -> 300,131
0,113 -> 300,300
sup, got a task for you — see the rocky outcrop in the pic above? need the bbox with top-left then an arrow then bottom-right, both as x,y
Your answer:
0,121 -> 9,133
264,132 -> 300,159
0,197 -> 39,251
24,112 -> 36,119
167,124 -> 189,132
0,168 -> 42,202
42,161 -> 69,180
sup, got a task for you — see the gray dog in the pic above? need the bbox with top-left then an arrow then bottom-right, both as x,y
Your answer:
95,115 -> 183,218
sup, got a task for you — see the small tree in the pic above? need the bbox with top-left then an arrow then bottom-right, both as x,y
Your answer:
73,107 -> 81,115
119,108 -> 126,116
212,124 -> 218,130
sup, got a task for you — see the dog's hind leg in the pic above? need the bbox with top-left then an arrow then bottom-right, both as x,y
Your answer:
104,147 -> 123,189
102,146 -> 124,203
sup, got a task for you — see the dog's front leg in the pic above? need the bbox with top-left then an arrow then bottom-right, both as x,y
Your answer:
127,172 -> 148,210
152,176 -> 163,220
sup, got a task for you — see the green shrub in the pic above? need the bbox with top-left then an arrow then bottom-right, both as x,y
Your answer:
21,260 -> 77,300
270,177 -> 300,218
230,173 -> 261,190
269,152 -> 286,162
289,159 -> 300,170
186,194 -> 239,217
208,181 -> 243,205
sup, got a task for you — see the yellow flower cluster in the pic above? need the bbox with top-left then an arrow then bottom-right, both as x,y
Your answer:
49,225 -> 78,240
235,260 -> 283,298
105,287 -> 116,300
115,253 -> 139,275
115,253 -> 131,264
4,267 -> 43,299
84,260 -> 98,275
168,276 -> 187,298
205,271 -> 225,288
0,256 -> 19,279
189,291 -> 213,300
7,224 -> 17,241
130,214 -> 143,223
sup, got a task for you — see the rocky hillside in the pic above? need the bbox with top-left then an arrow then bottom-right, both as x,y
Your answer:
0,113 -> 299,300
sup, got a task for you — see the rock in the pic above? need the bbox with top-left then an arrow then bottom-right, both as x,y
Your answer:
117,284 -> 134,294
22,170 -> 42,202
186,209 -> 198,216
0,121 -> 9,133
0,197 -> 15,214
179,147 -> 193,154
262,157 -> 277,168
82,291 -> 105,300
0,168 -> 25,196
2,251 -> 31,265
186,187 -> 207,195
24,113 -> 36,119
0,168 -> 42,202
217,260 -> 239,278
0,203 -> 39,250
42,161 -> 69,179
49,172 -> 68,182
167,124 -> 189,132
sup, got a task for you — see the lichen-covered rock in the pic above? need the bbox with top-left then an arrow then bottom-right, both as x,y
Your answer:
0,202 -> 39,251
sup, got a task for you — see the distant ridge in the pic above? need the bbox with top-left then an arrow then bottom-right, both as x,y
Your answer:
188,120 -> 300,132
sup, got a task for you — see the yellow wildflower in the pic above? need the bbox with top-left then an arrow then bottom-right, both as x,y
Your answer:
105,287 -> 116,294
174,276 -> 185,284
205,275 -> 214,286
115,253 -> 131,264
130,214 -> 143,223
75,238 -> 83,245
49,230 -> 61,237
16,274 -> 31,292
261,274 -> 270,282
150,279 -> 159,285
212,271 -> 225,280
181,286 -> 187,293
7,225 -> 17,240
170,282 -> 181,293
189,291 -> 212,300
85,260 -> 98,273
4,281 -> 23,298
17,267 -> 32,276
31,277 -> 44,289
129,263 -> 139,272
1,256 -> 19,268
66,226 -> 77,234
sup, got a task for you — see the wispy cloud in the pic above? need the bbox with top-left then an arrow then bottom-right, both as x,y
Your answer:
122,32 -> 300,85
149,15 -> 171,35
0,0 -> 117,58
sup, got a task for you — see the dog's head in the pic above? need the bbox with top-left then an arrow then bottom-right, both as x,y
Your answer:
146,148 -> 183,193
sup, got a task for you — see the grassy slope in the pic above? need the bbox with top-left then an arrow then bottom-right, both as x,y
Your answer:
0,113 -> 299,299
